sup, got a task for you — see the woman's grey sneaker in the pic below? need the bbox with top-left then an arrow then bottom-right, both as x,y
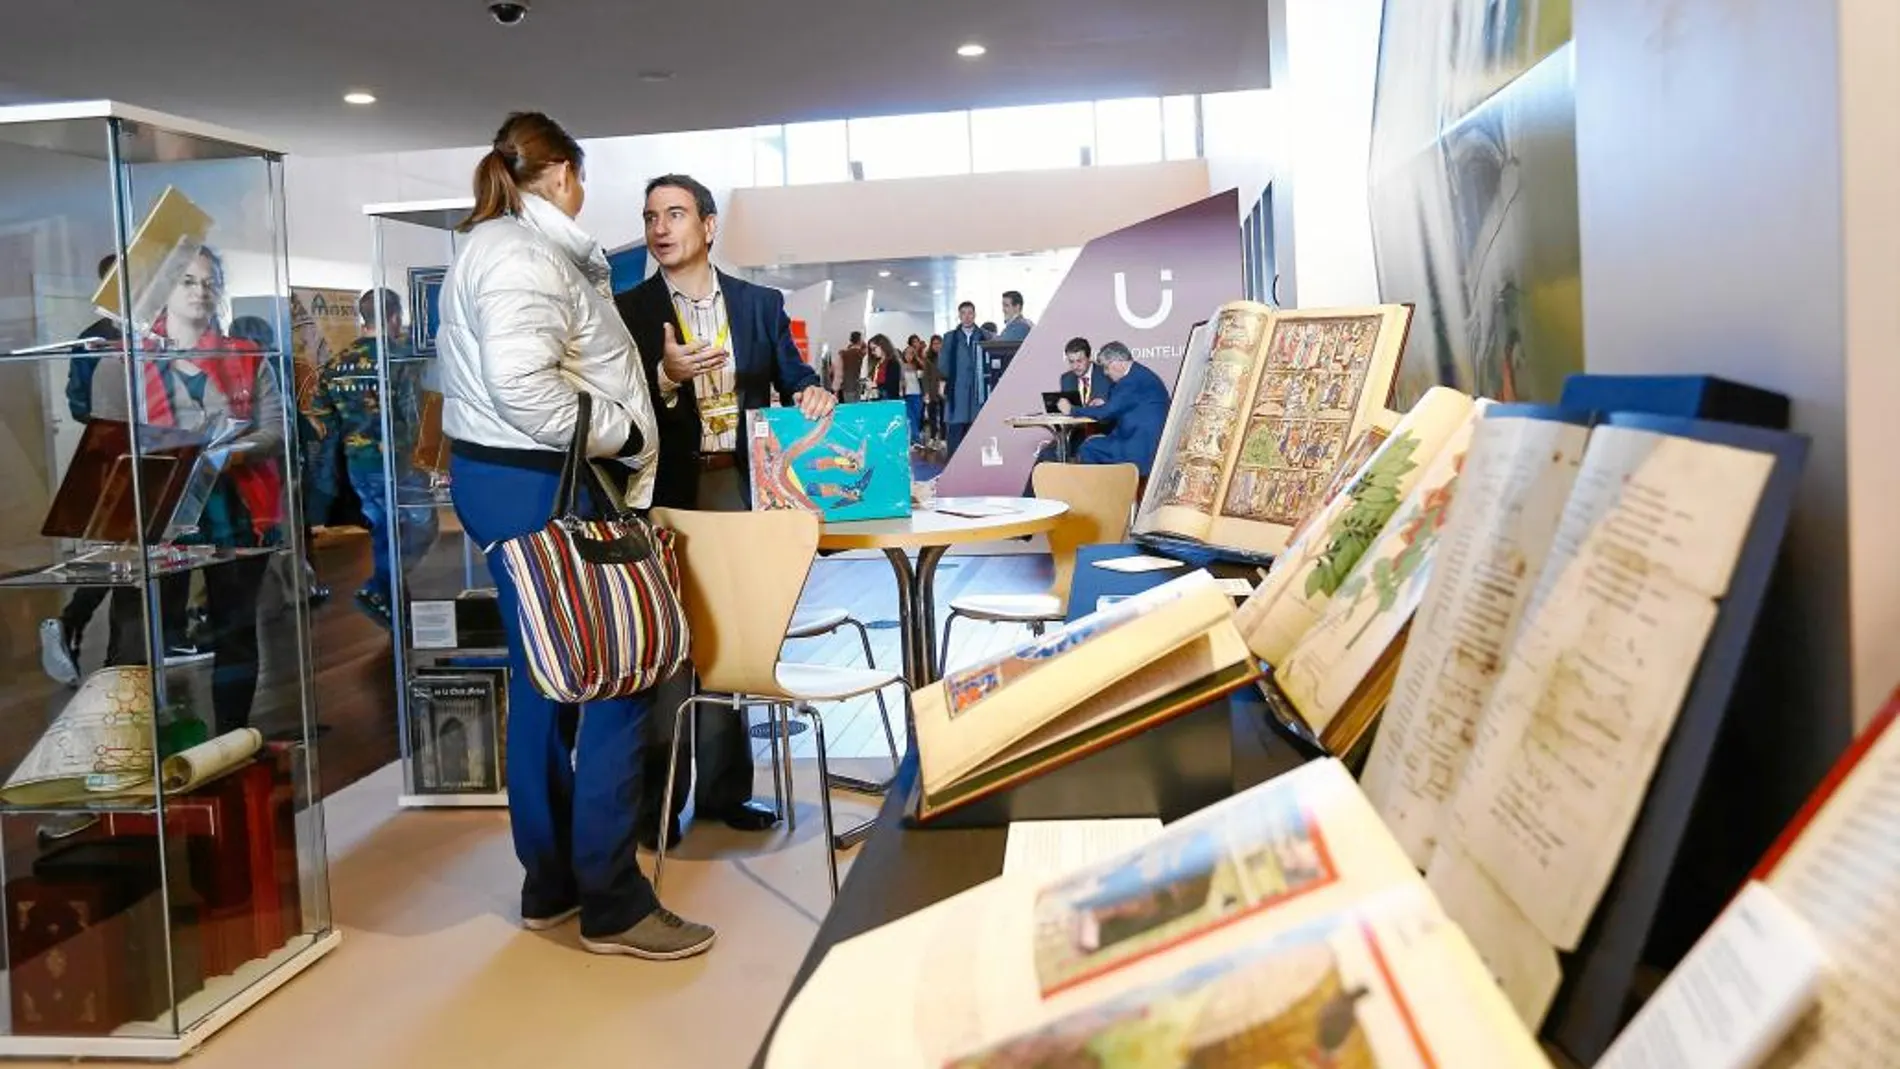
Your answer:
521,904 -> 579,931
579,908 -> 715,960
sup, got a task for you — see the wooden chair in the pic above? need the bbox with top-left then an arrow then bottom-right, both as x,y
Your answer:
938,462 -> 1140,673
651,508 -> 908,898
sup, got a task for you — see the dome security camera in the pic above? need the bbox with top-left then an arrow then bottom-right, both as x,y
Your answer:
488,1 -> 530,25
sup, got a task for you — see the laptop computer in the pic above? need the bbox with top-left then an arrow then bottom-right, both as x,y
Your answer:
1041,390 -> 1081,414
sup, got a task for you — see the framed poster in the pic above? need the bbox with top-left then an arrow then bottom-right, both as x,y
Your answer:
407,266 -> 446,356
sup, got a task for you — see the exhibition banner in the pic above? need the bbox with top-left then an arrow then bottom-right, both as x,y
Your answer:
290,286 -> 361,411
937,190 -> 1241,496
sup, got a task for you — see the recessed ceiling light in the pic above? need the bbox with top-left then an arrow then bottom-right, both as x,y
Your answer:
877,269 -> 892,278
957,43 -> 987,58
344,91 -> 377,105
637,70 -> 675,83
908,280 -> 921,288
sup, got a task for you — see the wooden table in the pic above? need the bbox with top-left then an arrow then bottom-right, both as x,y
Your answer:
818,496 -> 1067,691
1004,413 -> 1097,463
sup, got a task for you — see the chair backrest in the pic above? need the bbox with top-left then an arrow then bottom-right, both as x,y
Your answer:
1031,462 -> 1140,609
651,508 -> 818,698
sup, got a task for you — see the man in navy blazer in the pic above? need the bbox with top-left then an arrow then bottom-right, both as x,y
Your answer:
1062,342 -> 1170,476
616,174 -> 835,848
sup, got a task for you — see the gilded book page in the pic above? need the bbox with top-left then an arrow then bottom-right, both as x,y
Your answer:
1217,309 -> 1406,529
1441,427 -> 1774,950
1760,721 -> 1900,1068
1131,320 -> 1217,536
1235,386 -> 1473,665
1361,414 -> 1589,868
1274,401 -> 1489,735
1140,302 -> 1275,542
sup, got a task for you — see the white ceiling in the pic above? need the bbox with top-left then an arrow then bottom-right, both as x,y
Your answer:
0,1 -> 1270,156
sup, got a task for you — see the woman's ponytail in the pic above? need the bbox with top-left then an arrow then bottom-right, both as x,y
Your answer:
458,112 -> 584,232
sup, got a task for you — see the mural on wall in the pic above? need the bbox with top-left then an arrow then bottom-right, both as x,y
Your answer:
1367,0 -> 1583,408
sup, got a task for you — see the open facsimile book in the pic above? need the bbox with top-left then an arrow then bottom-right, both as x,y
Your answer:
1320,409 -> 1788,1028
1598,694 -> 1900,1069
1132,301 -> 1414,558
1228,386 -> 1481,754
770,759 -> 1551,1069
914,571 -> 1260,822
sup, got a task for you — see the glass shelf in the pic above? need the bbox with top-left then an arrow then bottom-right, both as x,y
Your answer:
0,546 -> 285,589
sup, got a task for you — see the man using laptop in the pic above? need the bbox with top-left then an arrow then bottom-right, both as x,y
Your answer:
1058,337 -> 1110,408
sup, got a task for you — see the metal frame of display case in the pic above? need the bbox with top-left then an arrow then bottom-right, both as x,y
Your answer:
0,100 -> 337,1060
362,199 -> 509,809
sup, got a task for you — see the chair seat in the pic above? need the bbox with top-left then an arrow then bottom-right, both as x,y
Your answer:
949,592 -> 1064,623
786,607 -> 851,639
776,661 -> 902,702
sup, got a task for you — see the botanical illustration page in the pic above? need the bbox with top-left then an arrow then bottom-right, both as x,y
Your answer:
1274,402 -> 1489,734
1235,386 -> 1472,665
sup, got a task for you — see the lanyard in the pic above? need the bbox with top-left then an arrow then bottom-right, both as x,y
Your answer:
675,295 -> 729,350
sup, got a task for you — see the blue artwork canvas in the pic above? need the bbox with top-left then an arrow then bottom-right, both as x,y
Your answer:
748,400 -> 913,522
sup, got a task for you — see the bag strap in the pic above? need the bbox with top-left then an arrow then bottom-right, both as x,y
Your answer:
552,392 -> 592,522
552,392 -> 635,524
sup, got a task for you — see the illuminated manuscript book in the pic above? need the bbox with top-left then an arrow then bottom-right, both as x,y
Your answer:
911,571 -> 1260,823
769,759 -> 1552,1069
1133,300 -> 1414,558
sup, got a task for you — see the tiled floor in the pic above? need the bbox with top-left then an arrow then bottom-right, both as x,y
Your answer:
4,758 -> 889,1069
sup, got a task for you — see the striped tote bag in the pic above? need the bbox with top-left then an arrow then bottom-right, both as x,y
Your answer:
492,394 -> 690,703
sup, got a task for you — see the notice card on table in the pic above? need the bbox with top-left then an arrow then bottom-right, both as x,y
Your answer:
1092,554 -> 1186,574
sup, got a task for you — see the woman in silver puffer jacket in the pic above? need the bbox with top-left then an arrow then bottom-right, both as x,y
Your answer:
437,111 -> 713,961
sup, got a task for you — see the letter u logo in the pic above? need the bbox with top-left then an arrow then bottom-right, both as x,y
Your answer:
1115,270 -> 1174,330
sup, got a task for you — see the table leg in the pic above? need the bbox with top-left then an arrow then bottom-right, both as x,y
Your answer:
882,547 -> 926,688
1050,427 -> 1070,464
822,547 -> 925,810
914,544 -> 949,681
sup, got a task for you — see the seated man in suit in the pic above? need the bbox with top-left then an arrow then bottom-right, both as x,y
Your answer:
1058,337 -> 1110,407
615,173 -> 836,849
1060,342 -> 1170,476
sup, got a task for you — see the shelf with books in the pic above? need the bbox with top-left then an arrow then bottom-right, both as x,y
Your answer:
0,100 -> 335,1059
358,197 -> 509,813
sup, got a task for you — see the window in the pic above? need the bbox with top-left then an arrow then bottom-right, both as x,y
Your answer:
970,102 -> 1096,173
750,126 -> 786,187
784,121 -> 850,185
1092,98 -> 1163,166
846,111 -> 972,180
1163,95 -> 1200,160
1200,90 -> 1276,159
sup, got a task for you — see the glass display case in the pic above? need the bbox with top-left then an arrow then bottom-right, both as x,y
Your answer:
0,101 -> 336,1057
362,200 -> 508,809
